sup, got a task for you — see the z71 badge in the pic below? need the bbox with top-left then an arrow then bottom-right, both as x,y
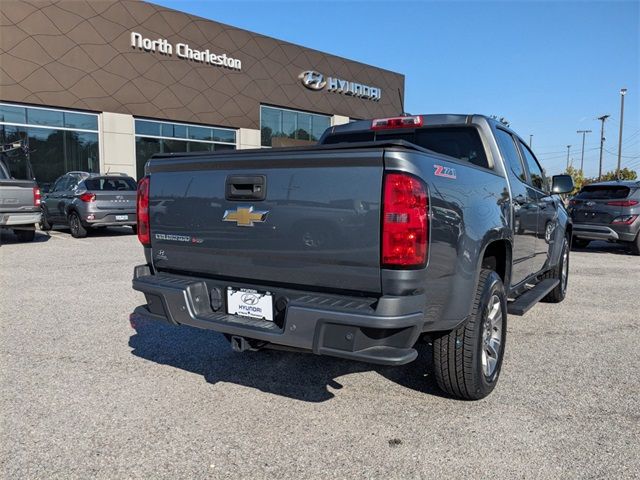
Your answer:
434,164 -> 457,179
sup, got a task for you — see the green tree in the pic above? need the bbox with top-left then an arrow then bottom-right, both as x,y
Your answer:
564,164 -> 586,195
599,168 -> 638,181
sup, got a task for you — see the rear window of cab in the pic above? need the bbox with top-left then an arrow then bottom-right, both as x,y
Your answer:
323,126 -> 489,169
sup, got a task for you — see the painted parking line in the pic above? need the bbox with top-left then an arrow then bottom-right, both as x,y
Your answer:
45,231 -> 89,244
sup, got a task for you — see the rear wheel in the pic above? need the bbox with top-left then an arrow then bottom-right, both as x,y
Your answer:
631,232 -> 640,256
68,212 -> 87,238
541,236 -> 569,303
572,238 -> 590,249
14,227 -> 36,242
432,269 -> 507,400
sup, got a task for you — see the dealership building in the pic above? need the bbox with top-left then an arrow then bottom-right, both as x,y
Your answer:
0,0 -> 405,185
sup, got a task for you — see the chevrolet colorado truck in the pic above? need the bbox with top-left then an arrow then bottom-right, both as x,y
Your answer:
130,114 -> 574,400
0,157 -> 41,242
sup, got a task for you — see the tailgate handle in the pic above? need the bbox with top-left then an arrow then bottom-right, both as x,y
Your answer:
225,175 -> 266,201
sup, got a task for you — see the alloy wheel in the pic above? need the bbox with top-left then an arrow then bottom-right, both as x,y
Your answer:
481,294 -> 503,378
561,243 -> 569,295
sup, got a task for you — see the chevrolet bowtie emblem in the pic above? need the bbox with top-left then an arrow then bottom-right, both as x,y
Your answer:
223,206 -> 269,227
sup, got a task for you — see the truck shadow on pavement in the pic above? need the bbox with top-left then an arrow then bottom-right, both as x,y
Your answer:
129,318 -> 446,402
573,240 -> 635,255
0,230 -> 50,245
47,226 -> 136,238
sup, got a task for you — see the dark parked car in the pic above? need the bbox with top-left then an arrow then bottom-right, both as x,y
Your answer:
41,172 -> 137,238
569,180 -> 640,254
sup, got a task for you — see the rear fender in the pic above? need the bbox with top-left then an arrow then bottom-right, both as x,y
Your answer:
548,205 -> 571,269
469,229 -> 512,306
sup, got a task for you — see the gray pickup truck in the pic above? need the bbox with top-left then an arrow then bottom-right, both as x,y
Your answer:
131,114 -> 574,400
0,158 -> 41,242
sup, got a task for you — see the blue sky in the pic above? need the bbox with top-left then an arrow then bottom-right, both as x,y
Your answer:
154,0 -> 639,177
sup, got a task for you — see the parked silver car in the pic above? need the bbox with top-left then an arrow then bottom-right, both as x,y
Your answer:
41,172 -> 137,238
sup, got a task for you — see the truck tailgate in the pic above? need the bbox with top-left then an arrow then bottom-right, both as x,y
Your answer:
147,150 -> 384,294
0,179 -> 36,213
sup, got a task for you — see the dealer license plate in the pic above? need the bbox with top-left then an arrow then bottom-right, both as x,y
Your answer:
115,215 -> 129,221
226,287 -> 274,321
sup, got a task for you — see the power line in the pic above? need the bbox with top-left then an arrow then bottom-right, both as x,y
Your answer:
603,148 -> 639,159
538,147 -> 599,160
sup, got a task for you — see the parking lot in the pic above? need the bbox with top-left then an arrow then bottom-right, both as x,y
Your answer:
1,228 -> 638,479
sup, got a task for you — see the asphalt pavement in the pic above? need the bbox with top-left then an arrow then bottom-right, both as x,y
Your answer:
1,227 -> 639,479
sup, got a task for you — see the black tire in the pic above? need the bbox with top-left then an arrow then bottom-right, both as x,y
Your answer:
631,232 -> 640,256
542,236 -> 570,303
14,227 -> 36,242
68,212 -> 87,238
572,238 -> 590,249
40,209 -> 53,231
433,269 -> 507,400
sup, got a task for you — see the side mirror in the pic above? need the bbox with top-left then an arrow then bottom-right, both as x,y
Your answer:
40,184 -> 51,194
551,174 -> 574,194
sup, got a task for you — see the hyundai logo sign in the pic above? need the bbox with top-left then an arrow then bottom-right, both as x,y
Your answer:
299,70 -> 382,101
299,70 -> 326,90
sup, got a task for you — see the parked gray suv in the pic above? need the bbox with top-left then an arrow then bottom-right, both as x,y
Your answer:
41,172 -> 137,238
569,180 -> 640,254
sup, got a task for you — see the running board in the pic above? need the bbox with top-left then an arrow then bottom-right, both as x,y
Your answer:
508,279 -> 559,316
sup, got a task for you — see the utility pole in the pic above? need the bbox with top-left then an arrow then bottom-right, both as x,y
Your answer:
617,88 -> 627,179
566,145 -> 571,170
597,115 -> 609,181
529,135 -> 533,148
576,130 -> 592,173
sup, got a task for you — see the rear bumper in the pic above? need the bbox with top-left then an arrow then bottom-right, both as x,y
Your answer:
0,211 -> 41,226
85,211 -> 136,227
573,222 -> 638,242
131,265 -> 428,366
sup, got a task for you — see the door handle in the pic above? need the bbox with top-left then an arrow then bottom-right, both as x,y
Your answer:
225,175 -> 266,201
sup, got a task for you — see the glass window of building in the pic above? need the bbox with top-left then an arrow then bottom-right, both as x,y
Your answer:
260,105 -> 330,147
0,103 -> 99,190
134,119 -> 236,179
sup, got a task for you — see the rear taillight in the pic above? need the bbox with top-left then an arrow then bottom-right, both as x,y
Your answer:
372,115 -> 423,130
137,176 -> 150,246
382,173 -> 428,267
79,192 -> 96,202
611,215 -> 638,225
33,186 -> 41,206
606,200 -> 639,207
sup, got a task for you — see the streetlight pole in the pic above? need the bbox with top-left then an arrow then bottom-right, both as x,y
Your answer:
597,115 -> 609,181
616,88 -> 627,179
566,145 -> 571,170
576,130 -> 592,174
